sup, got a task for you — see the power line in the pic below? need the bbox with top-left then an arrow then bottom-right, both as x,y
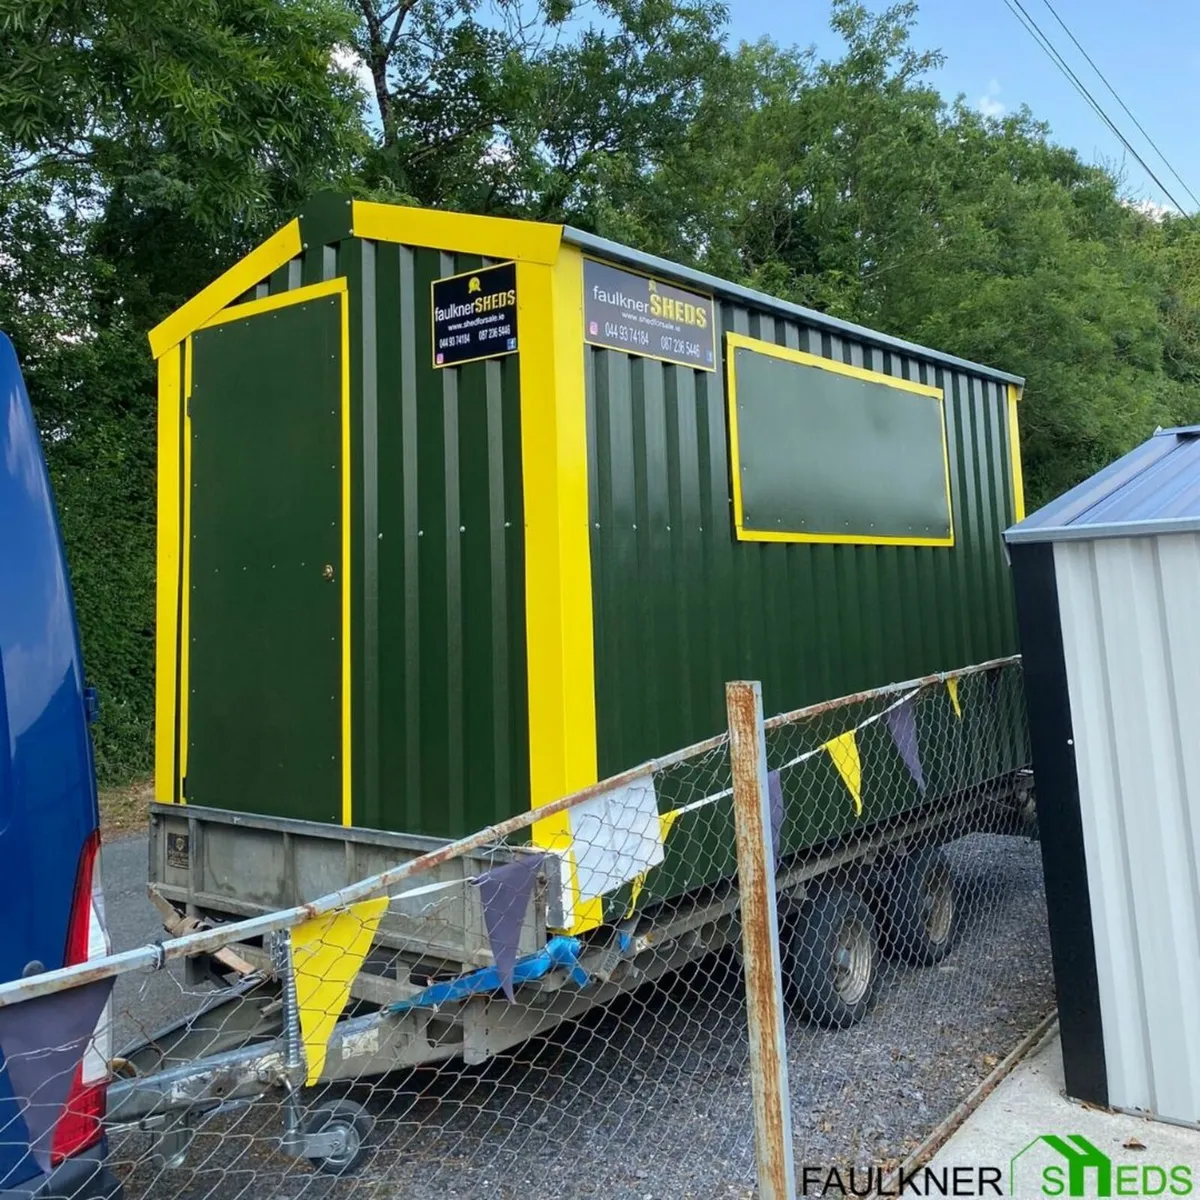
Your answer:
1037,0 -> 1200,211
1002,0 -> 1184,209
999,0 -> 1195,220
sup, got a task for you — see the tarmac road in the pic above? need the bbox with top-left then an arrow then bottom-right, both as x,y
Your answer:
102,833 -> 193,1053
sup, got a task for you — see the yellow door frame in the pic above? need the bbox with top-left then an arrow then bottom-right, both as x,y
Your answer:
166,278 -> 353,824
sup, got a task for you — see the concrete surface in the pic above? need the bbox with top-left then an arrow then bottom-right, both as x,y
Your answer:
102,832 -> 193,1051
929,1027 -> 1200,1181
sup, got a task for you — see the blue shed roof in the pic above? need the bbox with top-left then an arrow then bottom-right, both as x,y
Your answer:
1005,426 -> 1200,544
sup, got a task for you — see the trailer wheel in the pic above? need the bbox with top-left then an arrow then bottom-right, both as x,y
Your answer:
303,1098 -> 373,1176
882,847 -> 957,966
784,886 -> 878,1028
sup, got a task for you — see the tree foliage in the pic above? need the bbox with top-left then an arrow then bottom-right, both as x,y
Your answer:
3,0 -> 1200,782
0,0 -> 366,780
348,0 -> 729,222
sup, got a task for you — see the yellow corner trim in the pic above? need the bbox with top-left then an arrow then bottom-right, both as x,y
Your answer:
148,219 -> 303,359
725,331 -> 955,548
352,200 -> 563,265
1007,383 -> 1026,523
154,343 -> 183,804
518,246 -> 603,933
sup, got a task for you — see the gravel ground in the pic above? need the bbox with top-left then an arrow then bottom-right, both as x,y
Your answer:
108,832 -> 1053,1200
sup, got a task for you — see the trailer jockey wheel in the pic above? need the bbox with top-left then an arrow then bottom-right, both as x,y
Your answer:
784,885 -> 878,1028
881,847 -> 958,967
302,1098 -> 373,1176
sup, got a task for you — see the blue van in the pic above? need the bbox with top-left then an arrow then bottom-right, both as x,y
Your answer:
0,333 -> 120,1198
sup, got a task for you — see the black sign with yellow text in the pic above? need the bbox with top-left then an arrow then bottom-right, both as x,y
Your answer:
583,258 -> 716,371
432,261 -> 518,368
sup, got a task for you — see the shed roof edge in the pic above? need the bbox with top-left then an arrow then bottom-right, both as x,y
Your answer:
563,226 -> 1026,388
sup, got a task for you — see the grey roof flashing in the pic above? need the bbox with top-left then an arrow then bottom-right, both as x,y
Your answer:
563,227 -> 1026,388
1005,425 -> 1200,545
1005,514 -> 1200,545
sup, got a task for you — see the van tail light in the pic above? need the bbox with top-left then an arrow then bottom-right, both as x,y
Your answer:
50,829 -> 112,1167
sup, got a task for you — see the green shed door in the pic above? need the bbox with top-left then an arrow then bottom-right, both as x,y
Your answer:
185,287 -> 346,823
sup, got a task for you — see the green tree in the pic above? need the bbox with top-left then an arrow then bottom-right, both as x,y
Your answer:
606,0 -> 1197,507
348,0 -> 728,224
0,0 -> 366,781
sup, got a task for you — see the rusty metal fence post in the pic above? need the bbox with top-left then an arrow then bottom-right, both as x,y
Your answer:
726,680 -> 796,1200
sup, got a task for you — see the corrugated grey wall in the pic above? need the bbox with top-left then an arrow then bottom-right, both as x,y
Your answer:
1055,533 -> 1200,1122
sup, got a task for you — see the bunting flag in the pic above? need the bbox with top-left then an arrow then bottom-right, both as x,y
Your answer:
658,808 -> 682,845
292,896 -> 388,1084
569,777 -> 663,904
823,731 -> 863,817
946,676 -> 962,720
767,769 -> 784,868
885,698 -> 926,795
475,854 -> 548,1002
0,978 -> 114,1174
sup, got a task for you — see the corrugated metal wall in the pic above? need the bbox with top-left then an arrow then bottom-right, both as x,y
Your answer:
1054,534 -> 1200,1121
588,299 -> 1021,778
244,230 -> 529,837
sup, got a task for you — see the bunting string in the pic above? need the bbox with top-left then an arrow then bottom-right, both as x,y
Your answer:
615,674 -> 970,900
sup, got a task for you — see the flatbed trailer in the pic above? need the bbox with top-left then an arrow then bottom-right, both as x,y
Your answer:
109,763 -> 1033,1176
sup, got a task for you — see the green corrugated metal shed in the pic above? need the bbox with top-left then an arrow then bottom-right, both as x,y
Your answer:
149,193 -> 1027,932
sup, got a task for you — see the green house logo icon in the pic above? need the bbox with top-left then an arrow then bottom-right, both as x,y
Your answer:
1010,1133 -> 1194,1199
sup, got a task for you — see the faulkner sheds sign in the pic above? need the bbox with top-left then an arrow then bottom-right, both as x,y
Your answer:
583,258 -> 716,371
432,261 -> 518,368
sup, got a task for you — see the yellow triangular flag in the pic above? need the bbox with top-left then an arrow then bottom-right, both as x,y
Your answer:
627,808 -> 685,916
658,808 -> 682,844
824,731 -> 863,817
292,896 -> 388,1084
946,677 -> 962,719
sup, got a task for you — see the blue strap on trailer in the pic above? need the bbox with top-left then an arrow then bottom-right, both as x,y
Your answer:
387,936 -> 589,1012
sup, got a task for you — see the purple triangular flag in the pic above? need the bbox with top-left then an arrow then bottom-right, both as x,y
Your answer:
767,770 -> 784,870
475,854 -> 547,1002
885,700 -> 926,795
0,978 -> 113,1174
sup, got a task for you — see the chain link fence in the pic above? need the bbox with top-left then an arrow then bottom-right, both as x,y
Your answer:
759,660 -> 1051,1182
0,659 -> 1052,1199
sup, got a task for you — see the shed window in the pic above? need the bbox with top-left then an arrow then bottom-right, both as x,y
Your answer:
725,333 -> 954,547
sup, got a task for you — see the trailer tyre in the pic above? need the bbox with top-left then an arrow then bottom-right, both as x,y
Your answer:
882,847 -> 957,966
303,1099 -> 373,1176
784,886 -> 878,1028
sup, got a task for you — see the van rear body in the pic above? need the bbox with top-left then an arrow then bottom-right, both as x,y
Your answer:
0,333 -> 118,1198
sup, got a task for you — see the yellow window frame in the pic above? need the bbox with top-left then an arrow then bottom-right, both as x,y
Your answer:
725,332 -> 955,548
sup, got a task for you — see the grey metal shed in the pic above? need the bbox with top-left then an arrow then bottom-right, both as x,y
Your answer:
1005,426 -> 1200,1126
